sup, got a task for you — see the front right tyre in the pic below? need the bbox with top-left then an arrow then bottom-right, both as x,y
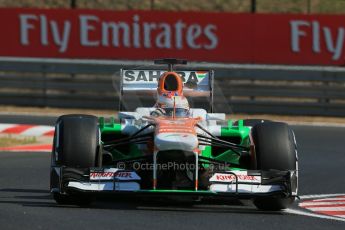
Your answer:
50,114 -> 101,205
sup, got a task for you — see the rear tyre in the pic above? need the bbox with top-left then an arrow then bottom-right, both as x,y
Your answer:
251,122 -> 298,211
50,114 -> 101,205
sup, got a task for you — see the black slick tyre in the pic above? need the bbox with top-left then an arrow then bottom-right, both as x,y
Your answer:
251,122 -> 298,211
50,114 -> 101,205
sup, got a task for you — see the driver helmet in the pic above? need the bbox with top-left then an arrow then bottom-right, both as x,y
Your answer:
155,95 -> 190,117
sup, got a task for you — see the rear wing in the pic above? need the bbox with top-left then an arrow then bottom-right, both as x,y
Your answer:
119,69 -> 214,112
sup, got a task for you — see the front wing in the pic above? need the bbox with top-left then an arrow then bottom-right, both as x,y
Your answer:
51,167 -> 297,199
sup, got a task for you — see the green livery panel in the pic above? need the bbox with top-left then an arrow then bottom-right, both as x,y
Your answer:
99,117 -> 251,170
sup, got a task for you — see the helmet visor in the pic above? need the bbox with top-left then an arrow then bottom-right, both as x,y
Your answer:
164,108 -> 190,117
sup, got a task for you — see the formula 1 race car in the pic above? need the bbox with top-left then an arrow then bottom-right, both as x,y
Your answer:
50,59 -> 298,210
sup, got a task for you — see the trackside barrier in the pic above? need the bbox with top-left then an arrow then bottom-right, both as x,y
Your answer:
0,57 -> 345,116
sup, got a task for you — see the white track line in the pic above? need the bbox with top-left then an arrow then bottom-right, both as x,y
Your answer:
285,208 -> 345,222
299,194 -> 345,199
312,197 -> 345,202
300,201 -> 345,206
307,207 -> 345,211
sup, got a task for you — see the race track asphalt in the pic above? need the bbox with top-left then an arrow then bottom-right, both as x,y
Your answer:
0,115 -> 344,229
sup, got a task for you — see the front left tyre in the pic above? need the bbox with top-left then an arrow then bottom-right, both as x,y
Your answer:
251,122 -> 298,211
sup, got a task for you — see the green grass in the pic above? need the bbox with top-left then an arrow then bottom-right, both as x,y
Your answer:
0,0 -> 345,14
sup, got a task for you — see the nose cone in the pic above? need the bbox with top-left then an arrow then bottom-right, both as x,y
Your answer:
155,133 -> 198,151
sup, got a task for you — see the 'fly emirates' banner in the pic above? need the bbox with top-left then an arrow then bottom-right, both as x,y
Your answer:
0,8 -> 344,66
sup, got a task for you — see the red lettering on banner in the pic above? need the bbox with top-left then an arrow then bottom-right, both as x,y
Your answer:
0,8 -> 344,65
